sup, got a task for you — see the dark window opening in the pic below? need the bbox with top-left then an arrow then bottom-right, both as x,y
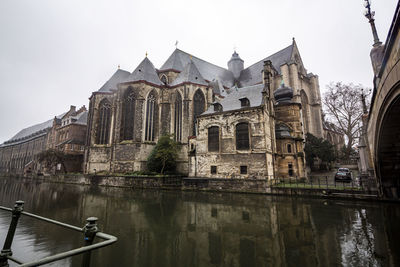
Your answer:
208,126 -> 219,152
240,98 -> 250,107
242,211 -> 250,221
161,75 -> 168,85
145,90 -> 157,141
193,90 -> 205,136
240,165 -> 247,174
211,208 -> 218,218
213,103 -> 223,112
236,122 -> 249,150
288,163 -> 293,176
96,99 -> 111,144
174,93 -> 182,141
121,87 -> 136,141
211,165 -> 217,174
287,144 -> 292,153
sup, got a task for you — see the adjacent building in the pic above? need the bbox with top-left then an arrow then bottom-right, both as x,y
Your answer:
0,105 -> 88,174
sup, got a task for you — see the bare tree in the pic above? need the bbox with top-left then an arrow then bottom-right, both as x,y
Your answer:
323,82 -> 370,159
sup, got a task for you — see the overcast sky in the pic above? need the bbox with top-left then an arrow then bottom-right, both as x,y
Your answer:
0,0 -> 397,143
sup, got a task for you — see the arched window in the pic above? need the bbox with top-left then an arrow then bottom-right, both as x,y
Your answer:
160,75 -> 168,85
236,122 -> 249,150
96,99 -> 112,144
208,126 -> 219,152
174,93 -> 182,141
145,90 -> 158,141
193,89 -> 205,136
121,87 -> 136,141
287,144 -> 292,153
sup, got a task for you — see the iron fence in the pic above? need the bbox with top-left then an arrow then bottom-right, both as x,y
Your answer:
0,200 -> 117,267
270,176 -> 364,191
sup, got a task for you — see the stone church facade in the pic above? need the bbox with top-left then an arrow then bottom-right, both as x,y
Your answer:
85,39 -> 325,179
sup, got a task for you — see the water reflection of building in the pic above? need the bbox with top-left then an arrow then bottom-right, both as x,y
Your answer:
0,181 -> 398,267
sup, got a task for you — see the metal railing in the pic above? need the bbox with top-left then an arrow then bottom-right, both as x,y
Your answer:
270,176 -> 365,191
0,201 -> 117,267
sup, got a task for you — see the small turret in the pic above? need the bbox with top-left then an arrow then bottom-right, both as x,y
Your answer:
228,51 -> 244,80
274,81 -> 293,104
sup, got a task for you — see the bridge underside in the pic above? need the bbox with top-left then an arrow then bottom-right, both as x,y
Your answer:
377,95 -> 400,199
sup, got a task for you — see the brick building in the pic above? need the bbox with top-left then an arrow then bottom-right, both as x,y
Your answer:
0,105 -> 88,174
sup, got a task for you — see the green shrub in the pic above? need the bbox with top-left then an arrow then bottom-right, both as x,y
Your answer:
147,134 -> 180,174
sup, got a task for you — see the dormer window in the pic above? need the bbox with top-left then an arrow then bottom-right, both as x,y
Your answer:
213,103 -> 223,112
240,98 -> 250,107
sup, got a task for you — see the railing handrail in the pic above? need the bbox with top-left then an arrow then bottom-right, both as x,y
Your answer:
0,203 -> 117,267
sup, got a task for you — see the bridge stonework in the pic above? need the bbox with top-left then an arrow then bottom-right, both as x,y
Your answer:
367,5 -> 400,199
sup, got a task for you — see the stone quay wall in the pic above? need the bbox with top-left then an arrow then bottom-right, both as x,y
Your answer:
0,174 -> 381,201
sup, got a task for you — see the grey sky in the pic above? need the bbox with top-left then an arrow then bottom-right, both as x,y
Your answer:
0,0 -> 397,143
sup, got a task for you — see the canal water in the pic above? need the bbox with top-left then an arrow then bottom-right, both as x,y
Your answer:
0,178 -> 399,267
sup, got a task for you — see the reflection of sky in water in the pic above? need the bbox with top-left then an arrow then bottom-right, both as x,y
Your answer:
340,209 -> 378,267
0,210 -> 73,266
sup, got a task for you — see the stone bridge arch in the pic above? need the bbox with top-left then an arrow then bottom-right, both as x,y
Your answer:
374,83 -> 400,199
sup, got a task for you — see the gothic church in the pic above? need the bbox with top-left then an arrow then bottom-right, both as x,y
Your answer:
85,39 -> 325,179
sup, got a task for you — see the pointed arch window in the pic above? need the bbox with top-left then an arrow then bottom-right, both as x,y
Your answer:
193,89 -> 205,136
161,75 -> 168,85
236,122 -> 249,150
145,90 -> 158,141
121,87 -> 136,141
96,99 -> 112,144
208,126 -> 219,152
174,93 -> 182,141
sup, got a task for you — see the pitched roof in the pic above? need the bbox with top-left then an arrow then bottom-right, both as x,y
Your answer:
170,60 -> 208,86
238,44 -> 294,87
160,49 -> 235,88
203,84 -> 264,115
98,69 -> 131,92
1,113 -> 65,147
160,49 -> 184,71
125,57 -> 163,86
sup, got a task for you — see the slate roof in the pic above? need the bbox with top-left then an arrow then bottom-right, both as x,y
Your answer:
1,113 -> 66,147
160,44 -> 294,89
170,60 -> 208,86
98,69 -> 131,93
75,111 -> 88,125
160,49 -> 235,88
67,110 -> 88,126
160,49 -> 184,71
96,41 -> 295,93
203,84 -> 264,115
238,45 -> 293,87
125,57 -> 163,86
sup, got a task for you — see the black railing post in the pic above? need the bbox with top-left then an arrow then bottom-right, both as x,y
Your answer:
318,177 -> 320,188
81,217 -> 99,267
326,176 -> 328,190
0,200 -> 24,267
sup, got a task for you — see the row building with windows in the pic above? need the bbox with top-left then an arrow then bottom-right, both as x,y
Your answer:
85,39 -> 335,179
0,105 -> 88,174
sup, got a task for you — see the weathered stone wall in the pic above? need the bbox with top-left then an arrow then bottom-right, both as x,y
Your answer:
192,107 -> 272,179
275,103 -> 306,179
85,79 -> 211,174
